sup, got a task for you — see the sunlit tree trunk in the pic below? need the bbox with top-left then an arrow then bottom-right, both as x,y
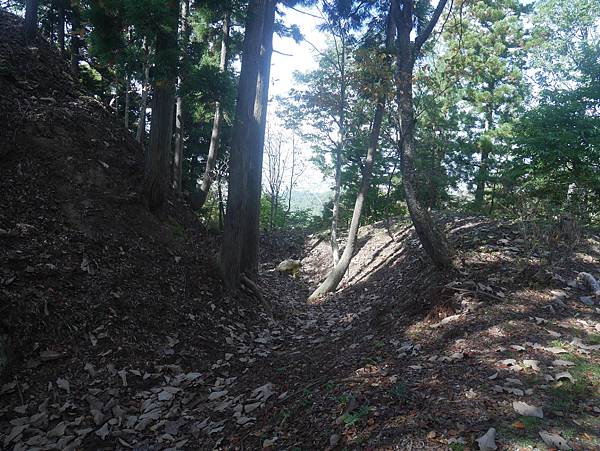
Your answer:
309,9 -> 394,300
136,41 -> 150,144
241,0 -> 276,278
221,0 -> 268,289
474,103 -> 494,210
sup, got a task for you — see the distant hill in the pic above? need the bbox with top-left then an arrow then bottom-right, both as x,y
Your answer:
289,190 -> 331,215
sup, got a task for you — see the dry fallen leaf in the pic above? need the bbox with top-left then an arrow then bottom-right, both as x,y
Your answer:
56,378 -> 70,393
539,430 -> 572,450
476,427 -> 497,450
513,401 -> 543,418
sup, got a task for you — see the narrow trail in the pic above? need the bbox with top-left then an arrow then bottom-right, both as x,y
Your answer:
2,218 -> 600,450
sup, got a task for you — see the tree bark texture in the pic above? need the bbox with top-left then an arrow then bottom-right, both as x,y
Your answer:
24,0 -> 39,42
241,0 -> 276,279
394,0 -> 453,268
221,0 -> 269,290
142,1 -> 179,214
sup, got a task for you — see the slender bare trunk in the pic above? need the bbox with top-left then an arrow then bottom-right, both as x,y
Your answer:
57,0 -> 65,56
136,42 -> 150,144
309,9 -> 394,300
173,89 -> 184,192
70,4 -> 81,77
474,102 -> 494,210
124,74 -> 130,128
217,171 -> 224,231
309,96 -> 386,300
197,11 -> 231,208
172,0 -> 189,194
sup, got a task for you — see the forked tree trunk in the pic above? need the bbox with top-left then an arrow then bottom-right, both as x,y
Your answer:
241,0 -> 276,278
172,0 -> 189,194
394,0 -> 453,268
142,1 -> 179,214
397,67 -> 452,267
136,42 -> 150,144
24,0 -> 39,41
197,10 -> 231,208
221,0 -> 268,289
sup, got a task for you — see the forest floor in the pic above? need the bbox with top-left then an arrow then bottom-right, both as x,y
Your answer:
1,8 -> 600,451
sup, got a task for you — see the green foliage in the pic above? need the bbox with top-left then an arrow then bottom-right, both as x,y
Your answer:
339,405 -> 371,427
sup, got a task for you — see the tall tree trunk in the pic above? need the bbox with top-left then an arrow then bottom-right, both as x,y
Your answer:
141,1 -> 179,214
24,0 -> 39,42
221,0 -> 268,290
394,0 -> 452,268
283,133 -> 296,226
124,74 -> 130,128
217,171 -> 225,231
70,3 -> 81,77
331,39 -> 346,267
309,9 -> 394,300
474,104 -> 494,210
136,42 -> 150,144
397,68 -> 452,267
197,10 -> 231,208
57,0 -> 65,56
240,0 -> 276,278
172,0 -> 189,194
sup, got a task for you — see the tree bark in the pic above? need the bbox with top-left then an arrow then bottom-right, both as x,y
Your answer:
141,1 -> 179,214
394,0 -> 453,268
221,0 -> 268,290
309,93 -> 386,300
197,10 -> 231,208
241,0 -> 276,278
124,74 -> 130,128
70,3 -> 81,77
24,0 -> 39,42
474,103 -> 494,210
136,41 -> 150,144
172,0 -> 189,195
57,0 -> 65,56
330,37 -> 346,268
